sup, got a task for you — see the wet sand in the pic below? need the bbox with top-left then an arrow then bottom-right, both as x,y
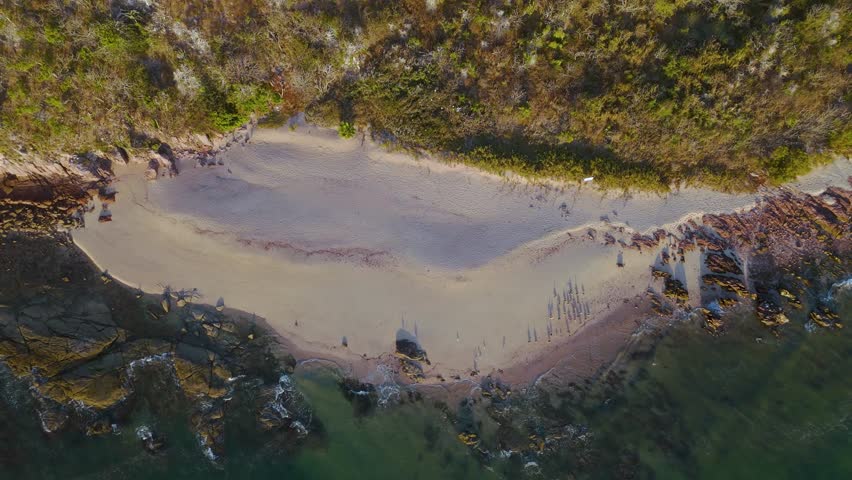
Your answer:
71,122 -> 851,383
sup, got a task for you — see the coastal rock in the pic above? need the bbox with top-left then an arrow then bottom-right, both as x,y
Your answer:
663,278 -> 689,303
694,188 -> 850,334
716,297 -> 739,308
399,357 -> 426,382
756,300 -> 790,328
0,233 -> 310,460
394,337 -> 430,382
193,404 -> 226,461
256,373 -> 312,436
395,338 -> 430,365
650,293 -> 673,315
704,252 -> 742,276
703,189 -> 851,269
339,378 -> 378,416
457,431 -> 480,447
809,305 -> 841,328
702,275 -> 753,299
479,376 -> 512,403
8,301 -> 124,378
0,194 -> 94,233
137,425 -> 167,454
699,308 -> 724,334
0,154 -> 110,203
778,288 -> 802,308
144,166 -> 158,181
651,267 -> 671,280
173,354 -> 231,399
627,233 -> 659,252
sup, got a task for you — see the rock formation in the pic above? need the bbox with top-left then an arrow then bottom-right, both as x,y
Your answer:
0,232 -> 312,461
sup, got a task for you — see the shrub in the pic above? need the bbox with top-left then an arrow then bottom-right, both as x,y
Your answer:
763,147 -> 811,183
0,1 -> 847,193
338,121 -> 356,139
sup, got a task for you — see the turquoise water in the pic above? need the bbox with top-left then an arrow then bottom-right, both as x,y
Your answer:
1,296 -> 849,479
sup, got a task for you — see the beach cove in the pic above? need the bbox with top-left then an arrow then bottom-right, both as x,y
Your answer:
71,120 -> 852,383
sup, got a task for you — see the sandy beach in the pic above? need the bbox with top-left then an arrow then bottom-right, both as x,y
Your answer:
71,121 -> 851,383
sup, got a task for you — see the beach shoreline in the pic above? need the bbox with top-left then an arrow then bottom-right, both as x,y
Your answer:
69,122 -> 851,388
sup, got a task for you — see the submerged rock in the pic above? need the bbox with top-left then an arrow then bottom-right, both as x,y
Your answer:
136,425 -> 167,454
457,431 -> 480,447
756,300 -> 790,328
339,377 -> 378,416
809,305 -> 842,328
778,288 -> 802,308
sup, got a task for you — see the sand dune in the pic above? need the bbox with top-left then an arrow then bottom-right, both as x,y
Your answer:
72,124 -> 850,379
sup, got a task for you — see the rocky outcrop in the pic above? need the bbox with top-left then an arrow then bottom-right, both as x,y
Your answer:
395,338 -> 429,364
394,338 -> 430,382
704,252 -> 742,276
479,376 -> 512,402
0,153 -> 110,200
0,194 -> 95,233
0,233 -> 312,461
339,378 -> 378,416
2,119 -> 256,207
663,278 -> 689,303
703,188 -> 851,268
697,307 -> 724,334
651,267 -> 671,280
0,153 -> 112,234
638,187 -> 849,337
693,187 -> 850,331
756,300 -> 790,328
808,304 -> 841,328
702,274 -> 753,299
625,229 -> 667,252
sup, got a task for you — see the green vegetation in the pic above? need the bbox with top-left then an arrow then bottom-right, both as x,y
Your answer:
338,121 -> 356,139
0,1 -> 849,191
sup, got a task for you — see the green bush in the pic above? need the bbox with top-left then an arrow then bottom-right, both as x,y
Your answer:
763,147 -> 812,183
338,121 -> 356,139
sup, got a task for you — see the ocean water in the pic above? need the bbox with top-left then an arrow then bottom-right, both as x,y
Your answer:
0,364 -> 496,480
1,296 -> 848,479
541,302 -> 852,479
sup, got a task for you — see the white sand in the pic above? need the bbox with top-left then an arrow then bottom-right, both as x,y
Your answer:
72,124 -> 851,378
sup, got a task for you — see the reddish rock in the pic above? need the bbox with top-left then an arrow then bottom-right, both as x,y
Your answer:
704,252 -> 742,275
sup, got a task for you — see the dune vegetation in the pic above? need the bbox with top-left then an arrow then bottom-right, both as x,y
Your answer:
0,0 -> 849,190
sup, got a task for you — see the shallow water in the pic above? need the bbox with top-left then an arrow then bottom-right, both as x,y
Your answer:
549,303 -> 852,479
0,364 -> 496,480
2,290 -> 848,479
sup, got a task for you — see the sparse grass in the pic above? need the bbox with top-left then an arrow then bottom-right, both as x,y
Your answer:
0,1 -> 848,192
